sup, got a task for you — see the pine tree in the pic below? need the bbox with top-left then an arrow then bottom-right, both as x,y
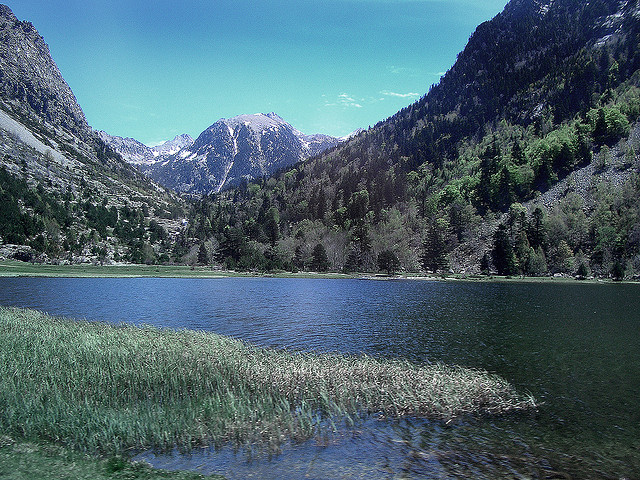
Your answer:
525,246 -> 548,276
496,166 -> 514,212
528,207 -> 546,249
310,243 -> 330,272
492,223 -> 518,275
343,247 -> 361,273
480,252 -> 492,274
511,140 -> 525,165
197,243 -> 208,265
263,206 -> 280,247
377,249 -> 401,275
422,218 -> 448,273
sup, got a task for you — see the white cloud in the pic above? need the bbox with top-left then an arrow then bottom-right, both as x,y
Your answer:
325,93 -> 364,108
380,90 -> 420,99
387,65 -> 412,75
338,93 -> 363,108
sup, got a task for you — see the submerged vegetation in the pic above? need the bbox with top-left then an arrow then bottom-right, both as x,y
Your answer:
0,306 -> 534,456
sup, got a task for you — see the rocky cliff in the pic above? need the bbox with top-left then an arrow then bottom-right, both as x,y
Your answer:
0,5 -> 89,141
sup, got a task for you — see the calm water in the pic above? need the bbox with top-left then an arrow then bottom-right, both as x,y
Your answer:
0,277 -> 638,479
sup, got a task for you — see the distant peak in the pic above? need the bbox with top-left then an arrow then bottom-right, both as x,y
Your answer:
170,133 -> 194,143
339,128 -> 364,141
151,133 -> 194,152
236,112 -> 285,122
264,112 -> 285,121
212,112 -> 291,133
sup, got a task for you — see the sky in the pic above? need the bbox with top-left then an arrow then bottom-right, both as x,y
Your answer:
8,1 -> 508,146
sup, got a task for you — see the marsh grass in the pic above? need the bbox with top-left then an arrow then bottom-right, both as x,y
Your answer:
0,307 -> 535,456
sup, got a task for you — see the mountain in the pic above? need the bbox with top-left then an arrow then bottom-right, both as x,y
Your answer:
150,134 -> 194,157
0,4 -> 185,264
99,114 -> 340,194
96,132 -> 194,167
184,0 -> 640,277
142,113 -> 341,194
3,0 -> 640,274
0,5 -> 88,141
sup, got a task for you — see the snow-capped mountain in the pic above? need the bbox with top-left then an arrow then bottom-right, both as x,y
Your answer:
150,134 -> 194,157
97,132 -> 194,167
144,113 -> 342,194
340,128 -> 365,142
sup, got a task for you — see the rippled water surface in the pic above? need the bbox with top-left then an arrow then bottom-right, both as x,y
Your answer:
1,277 -> 638,478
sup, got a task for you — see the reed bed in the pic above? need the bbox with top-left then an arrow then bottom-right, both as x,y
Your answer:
0,307 -> 535,455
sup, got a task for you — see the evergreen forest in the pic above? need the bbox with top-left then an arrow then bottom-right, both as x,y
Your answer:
175,0 -> 640,279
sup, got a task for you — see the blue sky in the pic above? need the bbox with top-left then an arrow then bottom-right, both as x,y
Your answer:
8,1 -> 507,145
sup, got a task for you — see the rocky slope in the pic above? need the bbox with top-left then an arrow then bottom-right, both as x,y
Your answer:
0,4 -> 185,264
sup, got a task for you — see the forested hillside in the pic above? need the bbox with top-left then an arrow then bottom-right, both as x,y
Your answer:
179,0 -> 640,278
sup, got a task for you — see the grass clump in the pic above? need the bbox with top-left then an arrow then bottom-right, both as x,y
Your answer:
0,306 -> 535,456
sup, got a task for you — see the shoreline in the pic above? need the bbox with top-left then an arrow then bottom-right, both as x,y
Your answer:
0,259 -> 636,285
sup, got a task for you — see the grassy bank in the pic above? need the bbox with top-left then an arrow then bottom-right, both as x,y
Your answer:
0,306 -> 535,457
0,260 -> 353,279
0,437 -> 223,480
1,259 -> 634,284
0,260 -> 251,278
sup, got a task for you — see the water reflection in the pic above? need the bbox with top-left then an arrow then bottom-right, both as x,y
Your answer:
135,415 -> 574,480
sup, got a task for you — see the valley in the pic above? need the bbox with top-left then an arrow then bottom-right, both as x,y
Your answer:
1,1 -> 640,477
2,1 -> 639,280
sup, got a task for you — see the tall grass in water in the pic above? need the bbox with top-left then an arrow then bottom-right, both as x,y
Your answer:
0,307 -> 535,455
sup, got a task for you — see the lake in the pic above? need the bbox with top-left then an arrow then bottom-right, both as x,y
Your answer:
0,277 -> 638,479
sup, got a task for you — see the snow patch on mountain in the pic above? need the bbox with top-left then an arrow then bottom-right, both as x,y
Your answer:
145,113 -> 345,194
151,134 -> 194,157
97,131 -> 194,167
98,113 -> 354,194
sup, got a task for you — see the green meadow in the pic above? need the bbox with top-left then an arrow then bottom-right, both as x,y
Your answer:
0,260 -> 246,278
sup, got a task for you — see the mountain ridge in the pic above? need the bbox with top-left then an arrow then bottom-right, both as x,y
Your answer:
96,131 -> 195,167
133,112 -> 342,194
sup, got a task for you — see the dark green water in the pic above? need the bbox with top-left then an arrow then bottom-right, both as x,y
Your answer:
0,277 -> 638,478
